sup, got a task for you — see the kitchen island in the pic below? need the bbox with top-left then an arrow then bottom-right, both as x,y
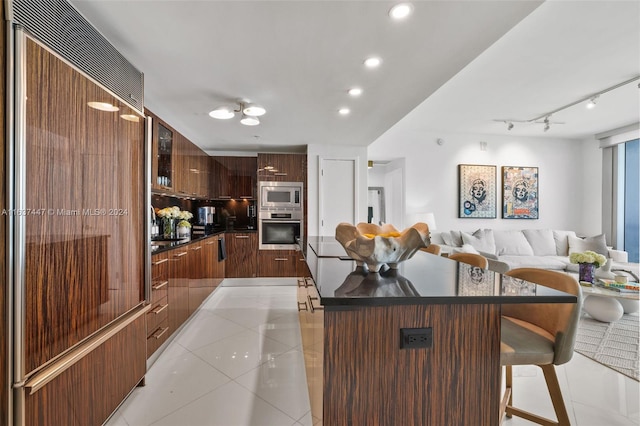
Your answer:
305,237 -> 577,426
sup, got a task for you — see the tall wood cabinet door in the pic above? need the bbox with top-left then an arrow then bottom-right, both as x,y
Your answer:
168,248 -> 190,334
225,233 -> 258,277
148,111 -> 174,192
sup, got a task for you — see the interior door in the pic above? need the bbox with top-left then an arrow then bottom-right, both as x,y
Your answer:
319,158 -> 356,236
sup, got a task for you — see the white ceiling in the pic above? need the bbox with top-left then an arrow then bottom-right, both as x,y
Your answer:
70,1 -> 639,153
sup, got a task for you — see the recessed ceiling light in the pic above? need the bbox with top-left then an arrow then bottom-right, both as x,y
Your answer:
88,101 -> 119,112
338,108 -> 350,115
348,87 -> 363,97
209,106 -> 235,119
389,3 -> 414,20
364,57 -> 382,68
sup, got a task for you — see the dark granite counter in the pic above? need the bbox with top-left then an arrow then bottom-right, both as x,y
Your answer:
306,237 -> 576,308
150,228 -> 256,254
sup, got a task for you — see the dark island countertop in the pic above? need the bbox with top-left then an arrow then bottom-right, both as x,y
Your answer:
306,236 -> 577,308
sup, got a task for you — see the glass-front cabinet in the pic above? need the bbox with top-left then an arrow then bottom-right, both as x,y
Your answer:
156,123 -> 173,189
149,110 -> 174,192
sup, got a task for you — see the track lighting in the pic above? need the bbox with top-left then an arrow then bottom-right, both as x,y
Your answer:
493,76 -> 638,132
586,95 -> 599,109
209,101 -> 266,125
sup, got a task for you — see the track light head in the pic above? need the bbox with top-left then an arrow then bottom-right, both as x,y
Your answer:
586,95 -> 599,109
507,121 -> 514,131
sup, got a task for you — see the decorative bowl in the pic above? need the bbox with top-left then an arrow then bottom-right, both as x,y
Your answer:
335,222 -> 430,272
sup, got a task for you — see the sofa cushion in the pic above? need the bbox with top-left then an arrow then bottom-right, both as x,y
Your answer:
498,255 -> 568,270
522,229 -> 557,256
461,229 -> 496,254
449,231 -> 463,247
494,230 -> 534,256
430,232 -> 446,245
553,230 -> 577,256
568,234 -> 608,257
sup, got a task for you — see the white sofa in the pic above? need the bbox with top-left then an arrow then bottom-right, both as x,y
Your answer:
430,228 -> 639,280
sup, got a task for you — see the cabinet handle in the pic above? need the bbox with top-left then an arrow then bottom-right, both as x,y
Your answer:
152,258 -> 168,266
304,277 -> 314,287
235,235 -> 249,239
205,242 -> 215,245
152,280 -> 168,291
297,301 -> 308,312
307,295 -> 324,313
151,327 -> 169,339
191,246 -> 202,251
240,195 -> 253,199
151,304 -> 168,315
173,252 -> 188,257
274,173 -> 287,176
274,258 -> 288,261
218,195 -> 231,199
297,279 -> 305,287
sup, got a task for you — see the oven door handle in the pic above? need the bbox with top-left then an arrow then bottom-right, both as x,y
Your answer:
260,219 -> 301,223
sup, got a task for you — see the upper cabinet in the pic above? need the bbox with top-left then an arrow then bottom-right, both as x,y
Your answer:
150,112 -> 175,192
258,153 -> 306,182
210,156 -> 257,200
148,109 -> 211,199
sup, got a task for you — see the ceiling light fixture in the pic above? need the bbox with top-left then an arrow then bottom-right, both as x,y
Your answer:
338,108 -> 350,115
389,3 -> 414,20
348,87 -> 363,97
586,95 -> 599,109
364,57 -> 382,68
240,114 -> 260,126
493,75 -> 638,132
209,101 -> 266,125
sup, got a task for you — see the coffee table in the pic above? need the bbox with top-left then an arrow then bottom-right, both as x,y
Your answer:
580,283 -> 639,322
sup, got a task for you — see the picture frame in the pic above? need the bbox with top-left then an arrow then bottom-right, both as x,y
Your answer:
458,164 -> 497,218
502,166 -> 539,219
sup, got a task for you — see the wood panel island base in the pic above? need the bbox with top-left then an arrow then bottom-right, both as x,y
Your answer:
304,237 -> 577,426
324,304 -> 500,425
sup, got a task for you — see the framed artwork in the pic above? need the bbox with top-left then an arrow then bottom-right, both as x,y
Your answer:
502,166 -> 539,219
458,164 -> 497,218
457,263 -> 495,296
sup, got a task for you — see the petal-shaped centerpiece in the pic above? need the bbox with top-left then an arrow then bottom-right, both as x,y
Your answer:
335,222 -> 430,272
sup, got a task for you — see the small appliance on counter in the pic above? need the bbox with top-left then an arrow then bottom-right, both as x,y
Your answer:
195,206 -> 217,236
247,205 -> 257,230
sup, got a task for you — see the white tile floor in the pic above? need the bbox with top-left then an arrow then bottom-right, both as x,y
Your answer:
106,278 -> 639,426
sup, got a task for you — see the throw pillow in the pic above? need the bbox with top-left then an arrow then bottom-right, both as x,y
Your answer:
461,229 -> 496,254
493,230 -> 534,256
522,229 -> 557,256
440,232 -> 453,246
553,230 -> 577,256
567,234 -> 609,257
449,230 -> 463,247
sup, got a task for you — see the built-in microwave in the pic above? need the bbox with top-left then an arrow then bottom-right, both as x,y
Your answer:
259,181 -> 303,210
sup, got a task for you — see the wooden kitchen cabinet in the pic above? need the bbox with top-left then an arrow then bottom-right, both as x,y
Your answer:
168,247 -> 190,335
148,110 -> 175,192
148,109 -> 211,199
258,250 -> 298,277
211,156 -> 257,199
297,277 -> 324,425
258,153 -> 306,182
225,232 -> 258,277
148,252 -> 170,358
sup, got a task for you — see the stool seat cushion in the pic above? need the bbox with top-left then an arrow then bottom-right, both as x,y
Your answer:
500,316 -> 555,366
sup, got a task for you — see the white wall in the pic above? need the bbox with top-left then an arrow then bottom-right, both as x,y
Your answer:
307,144 -> 368,236
368,132 -> 603,236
